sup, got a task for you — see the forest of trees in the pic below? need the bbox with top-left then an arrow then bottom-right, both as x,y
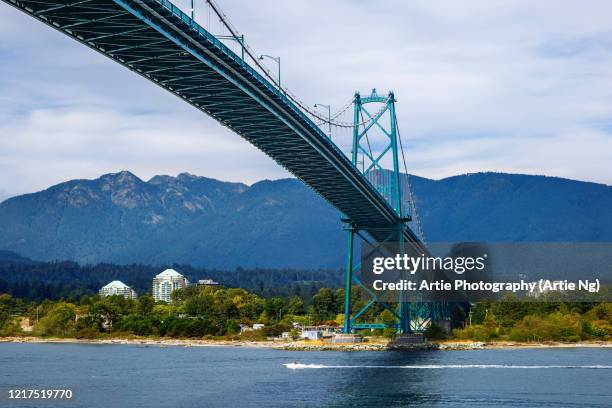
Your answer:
451,294 -> 612,342
1,251 -> 610,342
0,285 -> 379,339
0,257 -> 344,301
1,285 -> 610,342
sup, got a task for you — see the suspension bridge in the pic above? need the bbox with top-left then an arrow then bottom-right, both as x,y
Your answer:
2,0 -> 449,334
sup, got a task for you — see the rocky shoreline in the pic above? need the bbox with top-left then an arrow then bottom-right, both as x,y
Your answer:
2,336 -> 611,351
277,341 -> 612,351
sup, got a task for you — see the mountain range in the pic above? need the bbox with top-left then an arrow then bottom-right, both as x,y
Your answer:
0,171 -> 610,268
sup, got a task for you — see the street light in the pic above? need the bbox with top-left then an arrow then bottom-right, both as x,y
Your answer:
314,103 -> 332,140
217,34 -> 245,60
259,54 -> 281,91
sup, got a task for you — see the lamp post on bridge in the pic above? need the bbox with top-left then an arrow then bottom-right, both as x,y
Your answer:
314,103 -> 332,140
216,34 -> 245,60
259,54 -> 281,92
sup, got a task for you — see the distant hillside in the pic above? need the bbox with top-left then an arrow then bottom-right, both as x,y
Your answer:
0,171 -> 343,268
0,250 -> 32,265
0,171 -> 610,268
414,172 -> 612,242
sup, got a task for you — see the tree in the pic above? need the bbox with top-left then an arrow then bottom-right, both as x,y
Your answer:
380,309 -> 397,338
312,288 -> 336,322
286,296 -> 305,315
90,298 -> 122,331
424,323 -> 446,340
137,295 -> 154,316
470,301 -> 489,325
264,297 -> 286,322
0,294 -> 13,329
184,293 -> 214,317
450,305 -> 466,329
35,302 -> 76,337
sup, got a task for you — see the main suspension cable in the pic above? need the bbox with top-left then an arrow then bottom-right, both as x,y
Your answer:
205,0 -> 385,129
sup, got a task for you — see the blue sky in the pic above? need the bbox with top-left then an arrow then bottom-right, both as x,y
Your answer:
1,0 -> 612,200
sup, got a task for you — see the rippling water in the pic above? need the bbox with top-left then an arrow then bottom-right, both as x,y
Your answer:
1,343 -> 611,407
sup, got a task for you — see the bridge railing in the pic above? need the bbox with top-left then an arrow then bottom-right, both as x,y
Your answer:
152,0 -> 403,220
155,0 -> 331,140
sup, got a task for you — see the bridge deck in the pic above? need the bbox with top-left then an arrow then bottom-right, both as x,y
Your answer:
4,0 -> 421,244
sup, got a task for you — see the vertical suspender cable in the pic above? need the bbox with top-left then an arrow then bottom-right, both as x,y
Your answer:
395,113 -> 425,242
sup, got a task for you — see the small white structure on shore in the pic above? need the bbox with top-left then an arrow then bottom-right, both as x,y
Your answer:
240,323 -> 265,334
152,269 -> 188,302
300,325 -> 339,340
99,280 -> 137,299
301,328 -> 323,340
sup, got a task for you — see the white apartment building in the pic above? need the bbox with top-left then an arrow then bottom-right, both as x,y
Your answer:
99,280 -> 137,299
152,269 -> 188,302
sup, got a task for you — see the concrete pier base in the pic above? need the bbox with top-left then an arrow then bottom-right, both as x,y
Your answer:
330,333 -> 364,343
392,334 -> 426,345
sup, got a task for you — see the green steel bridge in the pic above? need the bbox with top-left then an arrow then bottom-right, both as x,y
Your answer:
2,0 -> 444,334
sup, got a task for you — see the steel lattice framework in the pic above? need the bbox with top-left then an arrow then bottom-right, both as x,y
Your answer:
343,90 -> 418,334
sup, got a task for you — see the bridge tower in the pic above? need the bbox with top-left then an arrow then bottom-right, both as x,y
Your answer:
342,88 -> 419,335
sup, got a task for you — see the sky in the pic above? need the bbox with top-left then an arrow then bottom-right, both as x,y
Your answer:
1,0 -> 612,200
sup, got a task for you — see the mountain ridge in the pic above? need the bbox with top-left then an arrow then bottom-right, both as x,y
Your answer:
1,170 -> 611,268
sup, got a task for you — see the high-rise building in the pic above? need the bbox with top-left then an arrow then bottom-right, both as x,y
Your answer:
152,269 -> 188,302
99,280 -> 137,299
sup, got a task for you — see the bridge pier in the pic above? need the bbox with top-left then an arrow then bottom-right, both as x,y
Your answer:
341,219 -> 416,335
342,226 -> 355,334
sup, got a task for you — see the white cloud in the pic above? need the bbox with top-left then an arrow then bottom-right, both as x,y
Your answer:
0,107 -> 287,195
0,0 -> 611,198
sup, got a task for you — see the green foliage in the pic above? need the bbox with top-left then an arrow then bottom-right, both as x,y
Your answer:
0,294 -> 14,329
289,328 -> 300,340
0,257 -> 344,302
1,285 -> 611,343
453,300 -> 612,342
264,297 -> 286,322
0,293 -> 25,335
1,318 -> 22,336
75,327 -> 99,339
311,288 -> 337,322
286,296 -> 305,315
158,317 -> 217,338
470,302 -> 489,325
90,297 -> 124,331
450,305 -> 466,329
34,302 -> 77,337
113,314 -> 155,336
585,303 -> 612,323
262,323 -> 291,338
508,312 -> 583,342
452,325 -> 499,342
287,314 -> 312,327
424,324 -> 447,340
137,295 -> 154,316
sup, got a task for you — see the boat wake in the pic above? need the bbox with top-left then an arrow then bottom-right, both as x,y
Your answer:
284,363 -> 612,370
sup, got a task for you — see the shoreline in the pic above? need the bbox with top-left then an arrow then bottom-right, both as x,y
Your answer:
1,336 -> 611,351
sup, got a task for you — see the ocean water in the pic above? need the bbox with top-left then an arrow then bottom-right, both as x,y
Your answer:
0,343 -> 611,407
